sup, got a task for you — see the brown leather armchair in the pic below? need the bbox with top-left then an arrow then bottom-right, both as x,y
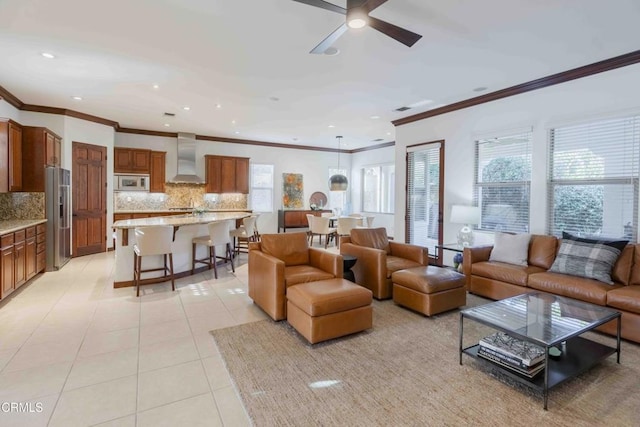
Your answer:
248,232 -> 343,321
340,227 -> 429,299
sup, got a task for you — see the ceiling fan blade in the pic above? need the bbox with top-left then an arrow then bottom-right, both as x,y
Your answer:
310,23 -> 349,54
368,16 -> 422,47
362,0 -> 389,13
292,0 -> 346,15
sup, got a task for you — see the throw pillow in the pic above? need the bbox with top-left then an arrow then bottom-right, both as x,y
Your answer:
549,234 -> 627,284
561,231 -> 628,251
489,232 -> 531,266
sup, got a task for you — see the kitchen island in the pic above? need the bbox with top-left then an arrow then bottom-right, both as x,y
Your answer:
112,211 -> 250,288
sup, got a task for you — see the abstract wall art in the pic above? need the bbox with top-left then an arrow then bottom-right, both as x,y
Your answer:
282,173 -> 304,209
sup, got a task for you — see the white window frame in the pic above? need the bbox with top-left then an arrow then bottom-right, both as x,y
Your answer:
250,163 -> 274,213
361,163 -> 395,214
474,130 -> 532,233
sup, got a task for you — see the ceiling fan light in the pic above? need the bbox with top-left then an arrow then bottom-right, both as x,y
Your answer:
347,17 -> 367,29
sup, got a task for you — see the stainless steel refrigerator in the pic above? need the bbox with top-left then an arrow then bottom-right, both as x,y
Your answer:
45,167 -> 71,271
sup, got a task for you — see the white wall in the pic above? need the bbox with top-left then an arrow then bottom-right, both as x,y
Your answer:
115,133 -> 353,234
395,63 -> 640,246
0,100 -> 20,121
351,145 -> 395,237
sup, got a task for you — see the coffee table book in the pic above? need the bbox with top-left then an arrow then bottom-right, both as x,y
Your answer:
479,331 -> 545,367
477,347 -> 545,378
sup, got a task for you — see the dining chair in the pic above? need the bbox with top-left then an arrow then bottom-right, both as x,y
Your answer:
307,215 -> 337,248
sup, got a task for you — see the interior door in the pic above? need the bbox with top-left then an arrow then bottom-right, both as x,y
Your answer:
72,142 -> 107,256
406,141 -> 444,263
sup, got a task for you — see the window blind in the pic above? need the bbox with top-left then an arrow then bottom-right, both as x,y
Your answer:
548,115 -> 640,241
406,142 -> 441,253
474,130 -> 532,233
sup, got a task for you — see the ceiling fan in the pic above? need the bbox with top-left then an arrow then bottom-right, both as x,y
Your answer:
293,0 -> 422,54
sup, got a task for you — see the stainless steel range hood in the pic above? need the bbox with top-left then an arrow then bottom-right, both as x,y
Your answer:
170,132 -> 204,183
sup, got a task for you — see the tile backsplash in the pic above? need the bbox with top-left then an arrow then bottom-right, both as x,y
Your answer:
0,192 -> 45,220
114,183 -> 248,211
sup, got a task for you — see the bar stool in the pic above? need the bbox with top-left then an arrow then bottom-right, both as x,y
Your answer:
133,226 -> 175,297
230,216 -> 258,256
192,220 -> 235,279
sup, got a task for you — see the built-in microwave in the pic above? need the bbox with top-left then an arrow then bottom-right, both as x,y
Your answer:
114,174 -> 150,191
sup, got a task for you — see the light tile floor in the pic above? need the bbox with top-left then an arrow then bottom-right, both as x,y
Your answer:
0,250 -> 265,427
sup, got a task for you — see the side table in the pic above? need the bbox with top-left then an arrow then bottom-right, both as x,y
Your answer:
342,255 -> 357,282
434,243 -> 466,271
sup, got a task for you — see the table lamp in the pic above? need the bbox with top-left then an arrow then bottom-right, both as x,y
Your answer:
450,205 -> 481,247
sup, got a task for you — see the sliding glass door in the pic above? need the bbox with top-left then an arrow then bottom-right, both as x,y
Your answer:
406,141 -> 443,260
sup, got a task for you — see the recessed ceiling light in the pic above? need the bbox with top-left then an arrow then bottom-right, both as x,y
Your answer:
473,86 -> 488,92
153,84 -> 159,89
71,96 -> 82,101
234,131 -> 240,135
231,120 -> 236,125
387,132 -> 392,135
407,99 -> 433,108
328,124 -> 335,128
370,115 -> 380,120
183,106 -> 190,111
216,104 -> 222,109
164,123 -> 170,127
324,47 -> 340,56
41,52 -> 55,59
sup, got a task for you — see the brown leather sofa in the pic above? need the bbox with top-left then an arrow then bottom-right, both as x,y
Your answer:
248,232 -> 343,321
340,227 -> 429,299
463,235 -> 640,343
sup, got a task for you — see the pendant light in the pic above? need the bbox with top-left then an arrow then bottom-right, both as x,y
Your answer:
329,136 -> 348,191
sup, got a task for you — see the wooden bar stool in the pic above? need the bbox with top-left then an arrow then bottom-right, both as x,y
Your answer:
192,220 -> 235,279
133,226 -> 175,297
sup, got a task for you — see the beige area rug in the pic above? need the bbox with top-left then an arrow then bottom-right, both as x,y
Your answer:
211,295 -> 640,426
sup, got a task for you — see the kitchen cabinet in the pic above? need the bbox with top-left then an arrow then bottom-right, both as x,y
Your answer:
114,147 -> 151,174
1,234 -> 15,298
25,226 -> 36,281
0,224 -> 46,300
205,155 -> 249,194
0,119 -> 23,192
149,151 -> 166,193
22,126 -> 63,191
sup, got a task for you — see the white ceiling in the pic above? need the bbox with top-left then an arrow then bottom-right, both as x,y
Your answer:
0,0 -> 639,149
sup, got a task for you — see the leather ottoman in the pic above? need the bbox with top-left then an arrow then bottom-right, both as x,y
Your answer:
286,278 -> 373,344
392,266 -> 466,316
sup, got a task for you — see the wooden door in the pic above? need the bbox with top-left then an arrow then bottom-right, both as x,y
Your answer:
205,156 -> 222,193
9,123 -> 22,191
235,158 -> 249,193
149,151 -> 166,193
1,245 -> 14,298
220,157 -> 236,193
45,131 -> 56,166
73,142 -> 107,257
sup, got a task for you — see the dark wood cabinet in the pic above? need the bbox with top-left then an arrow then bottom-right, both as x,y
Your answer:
0,224 -> 46,301
25,227 -> 37,281
1,235 -> 15,299
22,126 -> 63,191
114,147 -> 151,174
0,119 -> 23,193
205,155 -> 250,194
205,155 -> 222,193
278,209 -> 332,232
149,151 -> 166,193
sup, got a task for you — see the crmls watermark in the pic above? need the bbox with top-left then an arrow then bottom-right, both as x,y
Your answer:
1,402 -> 43,413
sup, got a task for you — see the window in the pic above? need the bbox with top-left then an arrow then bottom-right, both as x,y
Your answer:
328,168 -> 347,212
548,115 -> 639,241
250,164 -> 274,212
474,130 -> 532,233
406,142 -> 441,253
361,164 -> 395,213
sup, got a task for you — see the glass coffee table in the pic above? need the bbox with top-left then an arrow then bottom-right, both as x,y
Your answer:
459,292 -> 621,409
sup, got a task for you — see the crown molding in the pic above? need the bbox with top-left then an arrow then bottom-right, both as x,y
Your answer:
0,84 -> 24,109
117,127 -> 178,138
350,141 -> 395,153
392,49 -> 640,127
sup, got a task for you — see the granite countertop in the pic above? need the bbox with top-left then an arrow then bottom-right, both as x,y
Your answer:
112,212 -> 250,229
0,219 -> 48,235
114,209 -> 252,214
